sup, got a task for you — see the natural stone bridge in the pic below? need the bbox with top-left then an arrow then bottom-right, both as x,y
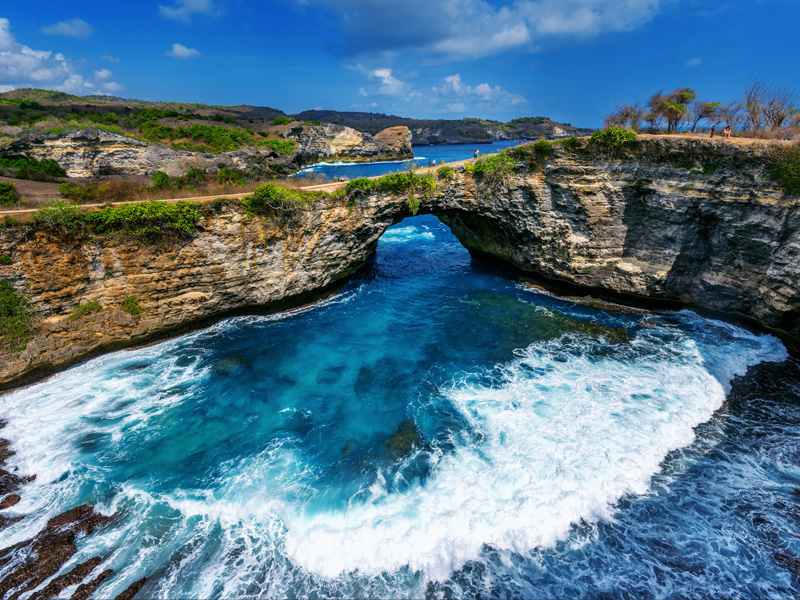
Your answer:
1,136 -> 799,388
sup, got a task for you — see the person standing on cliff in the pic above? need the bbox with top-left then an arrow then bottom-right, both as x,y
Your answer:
710,126 -> 715,138
474,149 -> 478,158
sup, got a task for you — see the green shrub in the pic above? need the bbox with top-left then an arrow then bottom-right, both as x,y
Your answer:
0,280 -> 33,353
0,182 -> 20,205
465,153 -> 514,181
216,167 -> 248,185
83,201 -> 202,240
121,295 -> 145,317
590,128 -> 637,151
185,167 -> 206,184
33,200 -> 83,229
152,171 -> 173,190
0,157 -> 67,178
271,116 -> 293,126
436,165 -> 455,180
702,163 -> 717,175
259,137 -> 297,156
767,143 -> 800,196
68,299 -> 102,322
407,194 -> 420,215
345,178 -> 375,193
0,255 -> 10,265
533,138 -> 553,157
59,182 -> 96,202
243,183 -> 317,213
561,136 -> 581,152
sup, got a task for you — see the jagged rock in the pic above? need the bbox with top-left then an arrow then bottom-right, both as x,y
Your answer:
1,136 -> 799,389
113,577 -> 146,600
385,419 -> 421,459
28,556 -> 103,600
0,504 -> 112,600
289,123 -> 412,165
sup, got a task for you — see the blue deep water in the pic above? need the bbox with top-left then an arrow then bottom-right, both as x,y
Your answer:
1,215 -> 800,599
296,140 -> 524,180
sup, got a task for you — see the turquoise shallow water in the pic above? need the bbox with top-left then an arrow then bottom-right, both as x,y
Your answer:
1,215 -> 800,598
295,140 -> 524,180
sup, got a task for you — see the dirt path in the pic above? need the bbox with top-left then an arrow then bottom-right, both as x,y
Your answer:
0,160 -> 472,218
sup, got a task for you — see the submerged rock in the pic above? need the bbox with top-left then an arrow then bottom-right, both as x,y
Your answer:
385,419 -> 421,459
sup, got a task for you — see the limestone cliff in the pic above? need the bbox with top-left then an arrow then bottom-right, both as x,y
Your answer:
0,124 -> 413,178
1,136 -> 798,388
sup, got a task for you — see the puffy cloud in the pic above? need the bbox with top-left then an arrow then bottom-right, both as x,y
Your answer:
40,18 -> 92,39
355,65 -> 405,95
159,0 -> 219,21
440,73 -> 527,106
297,0 -> 663,61
165,43 -> 201,59
102,54 -> 120,63
0,19 -> 122,95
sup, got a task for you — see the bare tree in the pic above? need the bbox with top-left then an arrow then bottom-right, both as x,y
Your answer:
645,90 -> 666,131
604,102 -> 646,131
763,84 -> 799,131
742,77 -> 768,131
689,100 -> 721,131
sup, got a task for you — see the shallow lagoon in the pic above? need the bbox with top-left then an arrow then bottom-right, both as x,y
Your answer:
1,215 -> 799,598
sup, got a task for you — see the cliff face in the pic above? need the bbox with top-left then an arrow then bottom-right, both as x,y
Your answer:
1,136 -> 798,388
0,124 -> 413,178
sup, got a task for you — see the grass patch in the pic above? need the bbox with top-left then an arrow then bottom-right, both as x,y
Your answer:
84,201 -> 202,241
465,153 -> 514,182
0,281 -> 33,354
532,138 -> 554,157
243,182 -> 322,214
0,255 -> 10,265
436,165 -> 455,180
590,128 -> 637,151
702,163 -> 717,175
121,295 -> 145,317
767,143 -> 800,196
67,299 -> 102,322
561,136 -> 581,152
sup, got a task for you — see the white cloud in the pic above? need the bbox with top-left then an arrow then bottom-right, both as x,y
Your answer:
102,54 -> 120,63
166,43 -> 201,59
685,57 -> 702,67
0,19 -> 122,95
159,0 -> 219,21
298,0 -> 663,61
355,65 -> 404,95
440,73 -> 527,106
445,102 -> 467,112
41,18 -> 92,39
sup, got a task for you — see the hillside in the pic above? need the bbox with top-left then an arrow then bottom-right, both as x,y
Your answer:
0,89 -> 594,150
292,110 -> 594,144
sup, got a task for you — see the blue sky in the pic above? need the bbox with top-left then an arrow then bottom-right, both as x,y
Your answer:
1,0 -> 798,127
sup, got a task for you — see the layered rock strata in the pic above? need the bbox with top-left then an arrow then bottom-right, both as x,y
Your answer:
0,137 -> 797,388
0,124 -> 412,178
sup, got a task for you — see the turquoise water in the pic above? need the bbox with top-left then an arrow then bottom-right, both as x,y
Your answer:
1,215 -> 799,598
296,140 -> 525,180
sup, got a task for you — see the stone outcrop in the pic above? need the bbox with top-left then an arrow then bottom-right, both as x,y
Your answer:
289,124 -> 412,165
1,136 -> 798,388
0,124 -> 413,178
